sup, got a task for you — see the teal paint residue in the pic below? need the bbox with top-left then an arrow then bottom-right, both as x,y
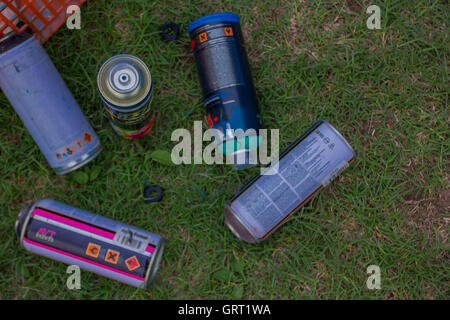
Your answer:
62,95 -> 71,111
221,135 -> 261,155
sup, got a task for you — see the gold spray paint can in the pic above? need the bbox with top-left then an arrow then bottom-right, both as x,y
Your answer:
97,54 -> 155,139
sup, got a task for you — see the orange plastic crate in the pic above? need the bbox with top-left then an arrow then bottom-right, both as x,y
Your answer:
0,0 -> 86,43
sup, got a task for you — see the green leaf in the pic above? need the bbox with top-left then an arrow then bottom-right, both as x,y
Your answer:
231,259 -> 244,274
151,150 -> 175,166
89,166 -> 102,181
213,268 -> 232,282
73,171 -> 89,184
232,284 -> 244,299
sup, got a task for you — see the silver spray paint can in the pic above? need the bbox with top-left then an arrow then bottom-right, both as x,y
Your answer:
225,119 -> 356,242
15,198 -> 166,289
0,33 -> 102,174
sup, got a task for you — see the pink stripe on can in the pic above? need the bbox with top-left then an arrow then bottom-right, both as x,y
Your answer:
33,208 -> 115,239
33,207 -> 156,253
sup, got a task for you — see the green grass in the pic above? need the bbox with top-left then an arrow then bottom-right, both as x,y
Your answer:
0,0 -> 448,299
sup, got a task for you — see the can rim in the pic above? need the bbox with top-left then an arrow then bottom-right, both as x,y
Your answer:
17,199 -> 41,248
231,149 -> 257,170
188,12 -> 240,33
319,119 -> 357,159
53,143 -> 102,175
143,237 -> 166,288
97,54 -> 152,109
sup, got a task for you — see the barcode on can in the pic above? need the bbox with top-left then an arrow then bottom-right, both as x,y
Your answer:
113,228 -> 150,252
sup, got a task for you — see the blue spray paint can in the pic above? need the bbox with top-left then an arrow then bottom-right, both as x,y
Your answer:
0,33 -> 102,174
188,13 -> 262,169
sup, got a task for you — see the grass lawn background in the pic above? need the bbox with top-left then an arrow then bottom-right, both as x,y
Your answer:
0,0 -> 448,299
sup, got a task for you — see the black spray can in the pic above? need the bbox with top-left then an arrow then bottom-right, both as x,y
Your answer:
188,12 -> 262,169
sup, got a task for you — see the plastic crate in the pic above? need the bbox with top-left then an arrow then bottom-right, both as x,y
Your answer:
0,0 -> 86,43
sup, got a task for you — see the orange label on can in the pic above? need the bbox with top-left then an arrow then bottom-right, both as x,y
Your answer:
125,256 -> 141,271
224,27 -> 233,36
105,249 -> 120,264
86,243 -> 101,258
199,32 -> 208,43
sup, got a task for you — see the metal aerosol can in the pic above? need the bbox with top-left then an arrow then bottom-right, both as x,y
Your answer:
97,54 -> 155,139
188,12 -> 262,169
0,32 -> 102,175
225,120 -> 356,242
16,199 -> 166,289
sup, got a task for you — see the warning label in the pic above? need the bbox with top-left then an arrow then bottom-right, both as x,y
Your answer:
105,249 -> 120,264
224,27 -> 233,36
199,32 -> 208,43
86,243 -> 101,258
125,256 -> 141,271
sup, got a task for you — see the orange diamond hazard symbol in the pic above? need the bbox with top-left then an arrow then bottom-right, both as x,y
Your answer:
224,27 -> 233,36
125,256 -> 140,271
86,243 -> 101,258
83,132 -> 92,143
198,32 -> 208,43
105,249 -> 120,264
74,139 -> 84,150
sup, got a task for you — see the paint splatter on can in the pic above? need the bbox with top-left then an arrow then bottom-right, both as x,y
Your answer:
97,54 -> 155,139
15,199 -> 166,289
188,13 -> 262,169
224,120 -> 356,242
0,32 -> 102,175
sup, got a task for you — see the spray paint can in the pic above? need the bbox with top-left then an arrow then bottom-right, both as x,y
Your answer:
188,12 -> 262,169
224,120 -> 356,242
97,54 -> 155,139
0,32 -> 102,175
15,199 -> 166,289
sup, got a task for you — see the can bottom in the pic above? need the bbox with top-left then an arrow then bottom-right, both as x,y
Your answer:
53,143 -> 103,175
144,237 -> 166,289
15,202 -> 34,241
218,135 -> 260,170
224,205 -> 258,243
231,149 -> 257,170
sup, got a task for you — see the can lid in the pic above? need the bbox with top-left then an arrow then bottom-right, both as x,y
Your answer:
97,54 -> 152,108
15,201 -> 36,243
188,12 -> 240,33
144,237 -> 166,288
